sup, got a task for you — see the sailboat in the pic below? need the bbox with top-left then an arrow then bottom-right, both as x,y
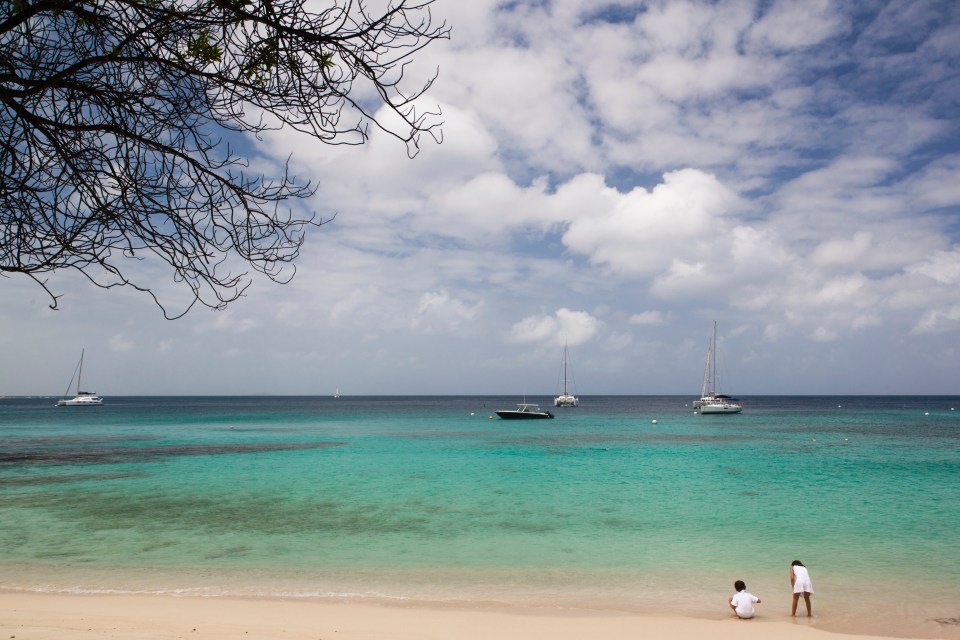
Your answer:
693,322 -> 742,414
554,344 -> 579,407
56,349 -> 103,406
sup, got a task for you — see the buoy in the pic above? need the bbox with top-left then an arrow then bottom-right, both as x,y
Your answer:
470,412 -> 475,416
652,419 -> 657,424
924,412 -> 929,416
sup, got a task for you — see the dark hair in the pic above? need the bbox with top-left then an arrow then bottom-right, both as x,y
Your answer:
791,560 -> 805,567
734,580 -> 746,591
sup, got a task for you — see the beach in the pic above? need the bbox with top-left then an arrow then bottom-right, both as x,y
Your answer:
2,591 -> 946,640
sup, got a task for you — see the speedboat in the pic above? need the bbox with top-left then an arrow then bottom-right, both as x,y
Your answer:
495,403 -> 554,419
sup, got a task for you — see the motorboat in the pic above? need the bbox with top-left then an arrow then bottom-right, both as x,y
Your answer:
495,403 -> 554,419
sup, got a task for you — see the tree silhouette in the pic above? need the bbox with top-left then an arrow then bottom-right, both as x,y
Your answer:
0,0 -> 448,317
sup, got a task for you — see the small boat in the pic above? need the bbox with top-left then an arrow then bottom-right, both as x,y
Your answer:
693,322 -> 742,415
56,349 -> 103,406
496,403 -> 554,420
554,344 -> 579,407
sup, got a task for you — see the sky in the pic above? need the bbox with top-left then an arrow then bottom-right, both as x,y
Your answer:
3,0 -> 960,397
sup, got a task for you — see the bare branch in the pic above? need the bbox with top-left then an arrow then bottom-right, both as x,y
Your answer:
0,0 -> 449,316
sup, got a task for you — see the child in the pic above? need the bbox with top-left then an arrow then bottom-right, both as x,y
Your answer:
790,560 -> 814,617
729,580 -> 761,619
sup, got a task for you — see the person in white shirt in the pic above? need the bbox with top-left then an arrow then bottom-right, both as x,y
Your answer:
728,580 -> 761,619
790,560 -> 814,617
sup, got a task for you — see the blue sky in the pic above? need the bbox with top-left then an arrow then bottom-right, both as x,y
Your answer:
2,0 -> 960,396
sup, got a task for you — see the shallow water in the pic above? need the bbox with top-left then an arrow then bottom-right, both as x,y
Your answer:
1,395 -> 958,637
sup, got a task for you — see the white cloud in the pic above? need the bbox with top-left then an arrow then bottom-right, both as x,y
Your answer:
108,334 -> 134,352
194,312 -> 258,335
563,169 -> 741,276
629,311 -> 666,325
907,249 -> 960,285
411,290 -> 481,333
912,304 -> 960,334
747,0 -> 849,51
509,308 -> 601,347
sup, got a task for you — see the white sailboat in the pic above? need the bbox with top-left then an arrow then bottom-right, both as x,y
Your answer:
56,349 -> 103,406
554,344 -> 579,407
693,322 -> 742,415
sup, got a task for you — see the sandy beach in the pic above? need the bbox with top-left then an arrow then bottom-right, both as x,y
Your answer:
1,592 -> 949,640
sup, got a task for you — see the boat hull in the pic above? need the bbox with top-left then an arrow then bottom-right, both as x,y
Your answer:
554,394 -> 578,407
697,403 -> 742,414
495,410 -> 554,419
57,394 -> 103,406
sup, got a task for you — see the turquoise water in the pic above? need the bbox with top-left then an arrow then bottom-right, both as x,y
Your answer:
1,396 -> 959,637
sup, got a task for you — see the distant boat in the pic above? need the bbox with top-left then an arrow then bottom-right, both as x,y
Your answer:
693,322 -> 742,415
496,402 -> 554,420
334,386 -> 340,399
56,349 -> 103,407
554,344 -> 579,407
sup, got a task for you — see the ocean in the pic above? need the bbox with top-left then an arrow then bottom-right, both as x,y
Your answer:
1,395 -> 958,637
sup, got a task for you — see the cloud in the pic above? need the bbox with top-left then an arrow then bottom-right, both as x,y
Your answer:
629,311 -> 666,325
562,169 -> 742,276
912,304 -> 960,334
509,308 -> 601,347
747,0 -> 850,51
193,312 -> 259,335
411,290 -> 481,333
108,334 -> 134,352
907,249 -> 960,285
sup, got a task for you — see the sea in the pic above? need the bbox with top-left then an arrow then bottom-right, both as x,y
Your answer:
1,395 -> 958,638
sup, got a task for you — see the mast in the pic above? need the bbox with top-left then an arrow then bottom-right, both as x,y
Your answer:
563,344 -> 568,395
77,348 -> 85,395
711,321 -> 717,396
700,339 -> 711,399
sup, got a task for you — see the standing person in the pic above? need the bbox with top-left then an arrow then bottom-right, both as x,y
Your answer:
729,580 -> 761,619
790,560 -> 814,617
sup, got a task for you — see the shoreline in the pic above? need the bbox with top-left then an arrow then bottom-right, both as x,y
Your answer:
3,591 -> 959,640
0,591 -> 929,640
4,564 -> 960,639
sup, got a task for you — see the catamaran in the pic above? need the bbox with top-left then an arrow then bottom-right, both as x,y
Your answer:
56,349 -> 103,406
554,344 -> 579,407
693,322 -> 742,414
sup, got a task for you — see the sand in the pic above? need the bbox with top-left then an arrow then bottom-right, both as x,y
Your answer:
0,592 -> 936,640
